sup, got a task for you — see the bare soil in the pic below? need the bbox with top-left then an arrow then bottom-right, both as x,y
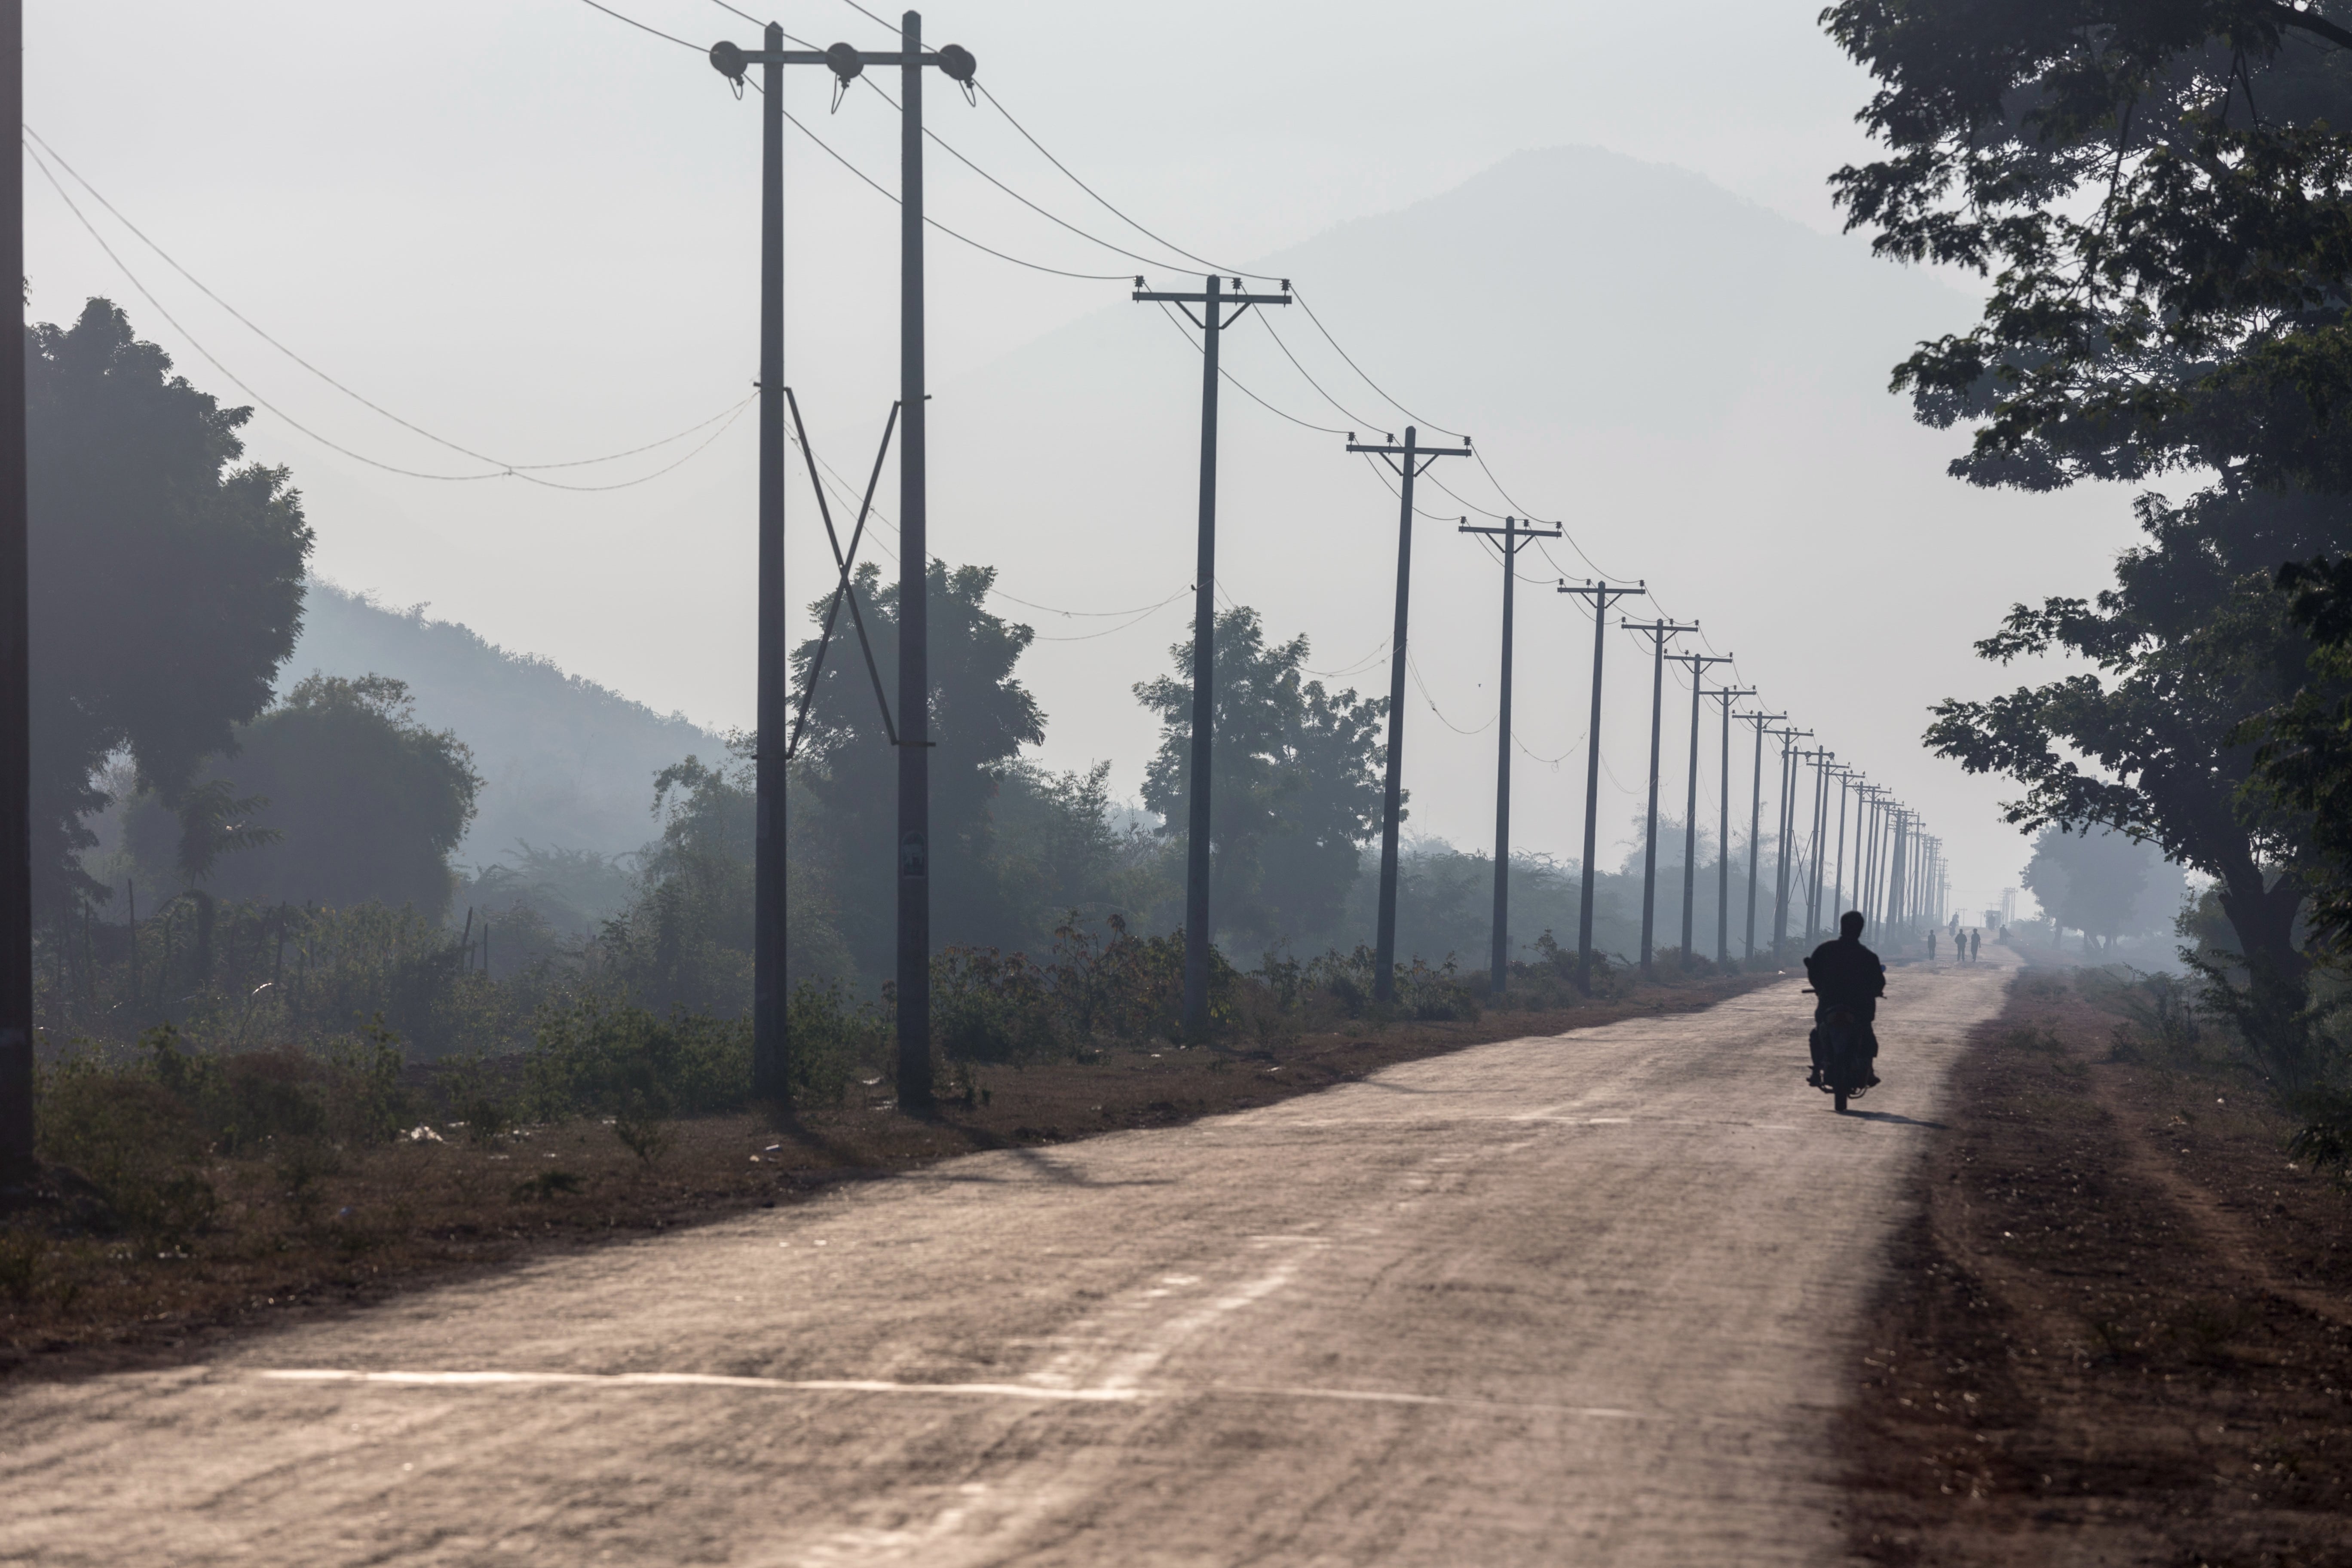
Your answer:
0,971 -> 1770,1381
1840,965 -> 2352,1566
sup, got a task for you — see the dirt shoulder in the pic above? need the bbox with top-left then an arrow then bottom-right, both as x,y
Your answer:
1,970 -> 1770,1382
1840,963 -> 2352,1566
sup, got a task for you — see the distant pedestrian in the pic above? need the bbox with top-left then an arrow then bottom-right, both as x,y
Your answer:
1928,930 -> 1937,962
1969,929 -> 1981,963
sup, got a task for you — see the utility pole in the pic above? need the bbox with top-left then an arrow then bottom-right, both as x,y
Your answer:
1461,516 -> 1560,994
1738,711 -> 1785,964
1770,728 -> 1811,957
1855,784 -> 1889,928
1348,429 -> 1473,1003
1795,745 -> 1832,943
1825,766 -> 1856,922
0,0 -> 29,1170
1881,808 -> 1900,931
1559,580 -> 1647,992
1133,276 -> 1293,1035
1709,686 -> 1755,965
1805,749 -> 1836,943
711,13 -> 978,1109
1623,618 -> 1696,975
1668,650 -> 1733,968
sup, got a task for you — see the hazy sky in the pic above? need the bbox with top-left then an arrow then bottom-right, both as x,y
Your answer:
26,1 -> 2145,922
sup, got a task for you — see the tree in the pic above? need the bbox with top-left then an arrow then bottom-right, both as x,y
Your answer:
789,560 -> 1047,971
1823,0 -> 2352,492
1926,487 -> 2319,1057
2022,824 -> 2188,948
28,299 -> 312,911
1134,608 -> 1388,948
129,675 -> 480,918
2245,551 -> 2352,950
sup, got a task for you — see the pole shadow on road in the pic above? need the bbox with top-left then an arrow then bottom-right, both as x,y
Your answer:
1838,1110 -> 1951,1130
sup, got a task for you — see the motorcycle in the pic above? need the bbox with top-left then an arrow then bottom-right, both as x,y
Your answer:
1804,988 -> 1873,1113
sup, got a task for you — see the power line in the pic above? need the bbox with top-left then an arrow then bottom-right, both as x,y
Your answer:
857,77 -> 1207,277
1287,286 -> 1466,441
28,132 -> 758,490
778,104 -> 1132,281
1025,589 -> 1191,641
577,0 -> 701,51
970,81 -> 1283,283
1407,655 -> 1493,736
1149,302 -> 1348,434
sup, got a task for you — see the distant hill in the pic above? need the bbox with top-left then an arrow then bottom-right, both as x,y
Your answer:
283,582 -> 723,867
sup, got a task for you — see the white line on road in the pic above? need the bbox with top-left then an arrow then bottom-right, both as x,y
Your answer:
248,1369 -> 1654,1421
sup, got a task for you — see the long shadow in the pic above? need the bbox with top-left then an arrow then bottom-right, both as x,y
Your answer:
1840,1109 -> 1951,1129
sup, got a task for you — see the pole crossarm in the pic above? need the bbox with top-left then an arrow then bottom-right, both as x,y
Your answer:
1458,520 -> 1562,542
711,40 -> 977,80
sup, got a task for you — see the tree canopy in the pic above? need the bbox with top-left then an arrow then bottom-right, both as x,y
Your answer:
1134,608 -> 1388,949
28,298 -> 312,910
129,674 -> 480,919
1825,0 -> 2352,491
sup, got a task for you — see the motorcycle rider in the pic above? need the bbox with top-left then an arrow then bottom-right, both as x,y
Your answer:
1804,910 -> 1886,1087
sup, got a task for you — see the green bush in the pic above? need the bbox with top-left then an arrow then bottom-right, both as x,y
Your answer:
527,994 -> 751,1121
784,979 -> 887,1102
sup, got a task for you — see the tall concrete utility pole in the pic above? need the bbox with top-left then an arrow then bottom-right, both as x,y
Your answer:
0,0 -> 30,1169
1667,650 -> 1733,968
1460,516 -> 1560,994
1824,766 -> 1856,921
1770,728 -> 1812,957
1738,711 -> 1785,964
1348,429 -> 1472,1003
1881,808 -> 1900,931
1134,276 -> 1293,1035
1804,749 -> 1836,943
1623,618 -> 1695,976
710,13 -> 978,1108
1709,686 -> 1755,965
1559,581 -> 1647,992
1855,784 -> 1889,927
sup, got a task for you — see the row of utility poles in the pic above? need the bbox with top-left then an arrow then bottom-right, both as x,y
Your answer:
702,12 -> 1951,1102
0,4 -> 1960,1171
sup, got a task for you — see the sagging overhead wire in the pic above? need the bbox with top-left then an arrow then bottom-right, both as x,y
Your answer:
856,77 -> 1210,279
654,0 -> 1788,726
27,136 -> 754,490
579,0 -> 701,50
26,126 -> 753,480
1407,655 -> 1493,736
1149,303 -> 1350,435
779,104 -> 1132,282
1026,589 -> 1191,642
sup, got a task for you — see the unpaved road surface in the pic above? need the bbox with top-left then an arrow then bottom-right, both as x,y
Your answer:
2,961 -> 2010,1566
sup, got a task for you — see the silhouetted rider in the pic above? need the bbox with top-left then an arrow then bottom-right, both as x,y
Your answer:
1804,910 -> 1886,1087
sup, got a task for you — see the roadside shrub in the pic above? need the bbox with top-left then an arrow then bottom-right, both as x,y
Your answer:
933,947 -> 1064,1063
784,979 -> 886,1102
527,994 -> 750,1120
35,1044 -> 216,1242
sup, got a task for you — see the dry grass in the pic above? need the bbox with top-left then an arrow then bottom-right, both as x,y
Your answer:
1,969 -> 1773,1380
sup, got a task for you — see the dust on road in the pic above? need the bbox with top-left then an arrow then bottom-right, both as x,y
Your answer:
1,960 -> 2011,1566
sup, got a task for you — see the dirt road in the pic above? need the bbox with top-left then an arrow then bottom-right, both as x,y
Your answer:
1,960 -> 2010,1566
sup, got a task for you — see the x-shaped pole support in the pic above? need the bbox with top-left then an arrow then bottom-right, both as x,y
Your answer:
784,389 -> 900,758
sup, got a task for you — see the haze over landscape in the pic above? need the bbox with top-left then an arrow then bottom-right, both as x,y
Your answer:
24,0 -> 2128,912
15,5 -> 2352,1562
